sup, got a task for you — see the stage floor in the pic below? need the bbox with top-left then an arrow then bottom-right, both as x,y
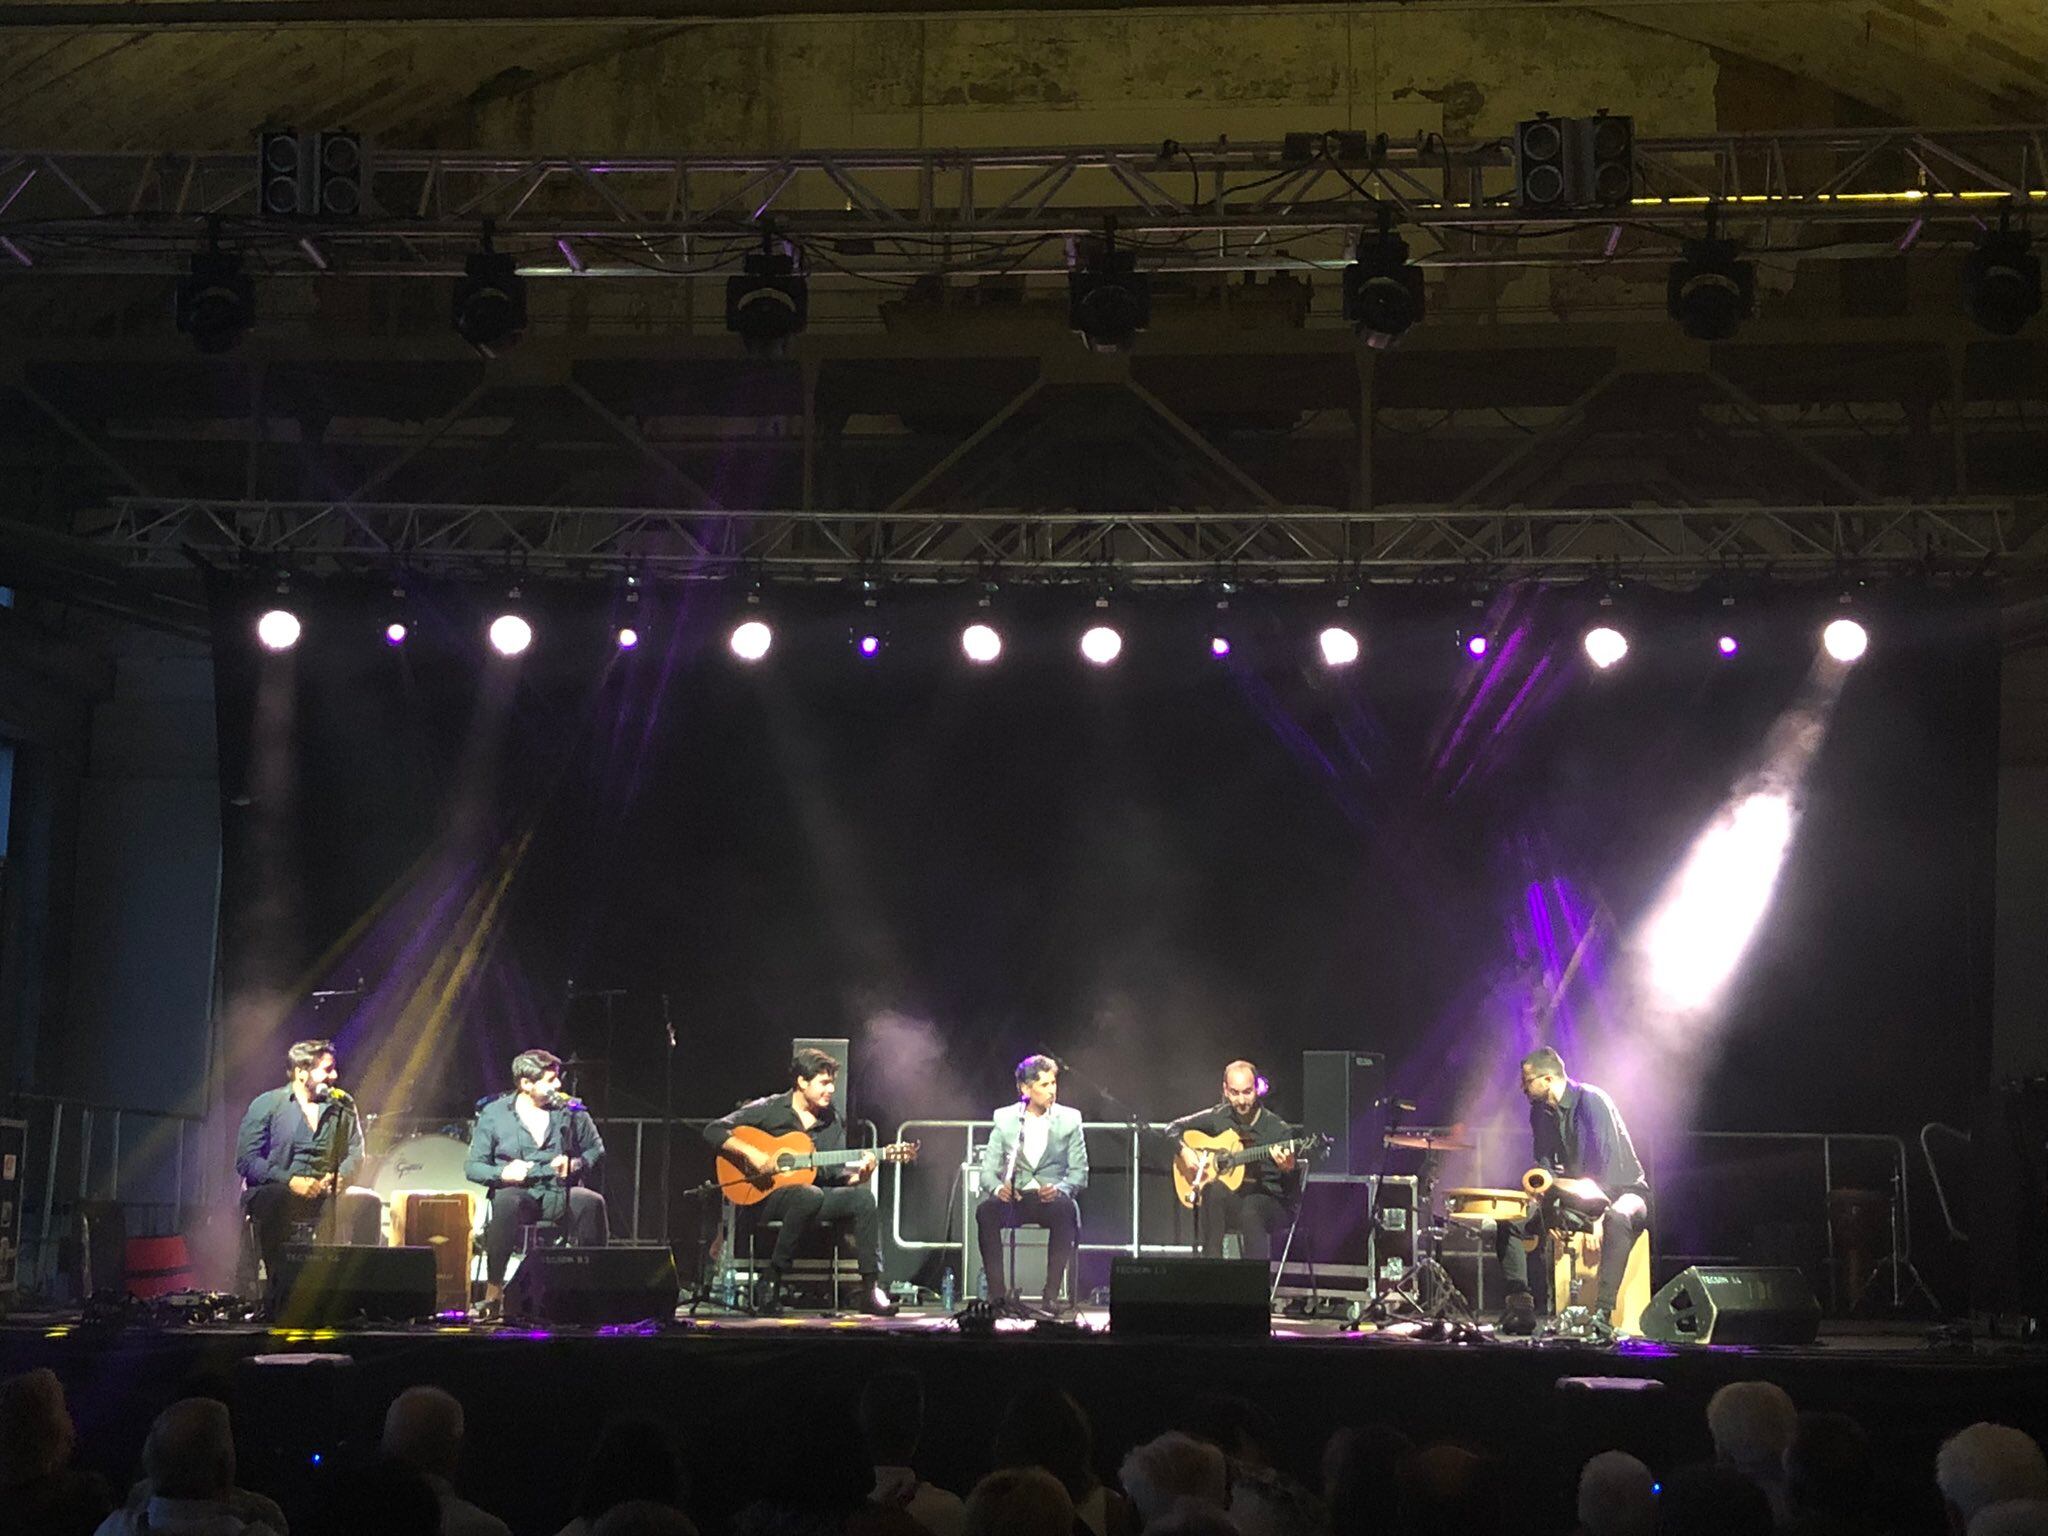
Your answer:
5,1307 -> 2041,1536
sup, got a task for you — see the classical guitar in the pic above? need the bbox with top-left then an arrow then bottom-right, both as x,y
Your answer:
716,1124 -> 920,1206
1171,1129 -> 1330,1208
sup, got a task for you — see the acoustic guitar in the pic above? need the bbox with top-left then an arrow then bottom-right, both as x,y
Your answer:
716,1123 -> 920,1206
1171,1129 -> 1330,1208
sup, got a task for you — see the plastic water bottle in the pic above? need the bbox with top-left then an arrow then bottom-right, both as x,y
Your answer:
976,1269 -> 989,1302
941,1266 -> 956,1312
720,1262 -> 737,1309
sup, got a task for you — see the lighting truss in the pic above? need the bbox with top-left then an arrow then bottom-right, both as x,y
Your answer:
82,496 -> 2046,584
1,127 -> 2044,279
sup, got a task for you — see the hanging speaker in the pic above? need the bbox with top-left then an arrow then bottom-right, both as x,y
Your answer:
1637,1265 -> 1820,1346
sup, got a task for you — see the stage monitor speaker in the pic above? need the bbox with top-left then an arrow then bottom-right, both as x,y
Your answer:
1110,1256 -> 1269,1336
507,1247 -> 680,1326
1637,1265 -> 1820,1346
1302,1050 -> 1387,1176
793,1036 -> 852,1125
276,1245 -> 437,1327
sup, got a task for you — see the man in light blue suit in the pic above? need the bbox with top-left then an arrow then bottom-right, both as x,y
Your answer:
976,1053 -> 1087,1314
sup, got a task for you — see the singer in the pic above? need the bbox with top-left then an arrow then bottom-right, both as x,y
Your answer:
975,1055 -> 1087,1316
466,1049 -> 610,1317
1162,1060 -> 1301,1262
234,1038 -> 371,1303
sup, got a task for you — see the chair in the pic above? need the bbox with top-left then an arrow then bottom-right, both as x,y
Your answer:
1549,1224 -> 1653,1333
729,1202 -> 852,1312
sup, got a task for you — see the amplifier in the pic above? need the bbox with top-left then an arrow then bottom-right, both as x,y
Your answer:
1638,1265 -> 1821,1346
276,1245 -> 437,1327
507,1247 -> 679,1326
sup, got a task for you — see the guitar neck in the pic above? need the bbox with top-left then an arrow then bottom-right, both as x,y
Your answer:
788,1145 -> 874,1170
1225,1137 -> 1309,1169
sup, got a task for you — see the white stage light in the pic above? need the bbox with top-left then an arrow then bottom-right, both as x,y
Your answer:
961,623 -> 1003,664
1822,617 -> 1868,663
487,614 -> 533,656
1318,625 -> 1361,667
1080,625 -> 1123,666
729,619 -> 773,662
255,609 -> 302,651
1582,625 -> 1628,670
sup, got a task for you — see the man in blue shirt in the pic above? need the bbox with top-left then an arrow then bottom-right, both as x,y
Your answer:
234,1038 -> 368,1299
465,1048 -> 608,1317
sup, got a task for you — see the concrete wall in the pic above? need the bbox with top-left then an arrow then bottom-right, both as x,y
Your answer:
1993,640 -> 2048,1082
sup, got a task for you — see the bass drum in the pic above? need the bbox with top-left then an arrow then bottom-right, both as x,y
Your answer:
371,1131 -> 483,1244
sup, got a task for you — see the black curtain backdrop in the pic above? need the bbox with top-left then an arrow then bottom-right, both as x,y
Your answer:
210,580 -> 1998,1287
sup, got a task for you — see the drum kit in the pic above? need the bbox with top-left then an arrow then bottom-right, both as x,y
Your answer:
1367,1127 -> 1537,1328
363,1116 -> 486,1245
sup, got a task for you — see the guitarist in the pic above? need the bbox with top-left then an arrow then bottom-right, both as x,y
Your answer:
1163,1060 -> 1301,1262
704,1047 -> 899,1317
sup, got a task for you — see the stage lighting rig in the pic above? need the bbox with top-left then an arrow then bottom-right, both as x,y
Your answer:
257,129 -> 367,219
1963,213 -> 2040,336
1667,214 -> 1754,341
1343,211 -> 1425,350
1068,227 -> 1150,354
175,232 -> 253,355
255,608 -> 302,652
453,222 -> 526,355
726,233 -> 809,357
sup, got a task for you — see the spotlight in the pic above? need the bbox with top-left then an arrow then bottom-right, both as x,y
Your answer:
1821,617 -> 1868,663
1080,625 -> 1123,666
1716,634 -> 1740,658
615,626 -> 640,650
1582,625 -> 1628,670
488,614 -> 533,656
857,633 -> 882,658
383,621 -> 408,647
176,248 -> 254,355
1318,626 -> 1361,668
1465,633 -> 1489,659
1210,635 -> 1233,658
453,224 -> 526,353
1963,219 -> 2040,336
1343,216 -> 1425,349
726,241 -> 808,357
961,623 -> 1003,665
255,608 -> 302,651
729,619 -> 773,662
1667,232 -> 1755,341
1068,233 -> 1150,354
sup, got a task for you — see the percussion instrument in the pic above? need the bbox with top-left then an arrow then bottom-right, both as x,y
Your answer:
1443,1187 -> 1534,1227
371,1131 -> 484,1244
1382,1129 -> 1474,1153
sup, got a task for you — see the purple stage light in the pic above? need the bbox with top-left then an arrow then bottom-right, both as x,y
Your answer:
383,621 -> 407,647
858,634 -> 881,656
1717,634 -> 1739,657
615,626 -> 639,650
1465,634 -> 1488,658
1210,636 -> 1232,658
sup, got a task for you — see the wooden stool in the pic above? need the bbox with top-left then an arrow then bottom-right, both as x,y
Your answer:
1549,1225 -> 1653,1333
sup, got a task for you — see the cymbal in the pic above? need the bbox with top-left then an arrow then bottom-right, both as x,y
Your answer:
1383,1131 -> 1474,1152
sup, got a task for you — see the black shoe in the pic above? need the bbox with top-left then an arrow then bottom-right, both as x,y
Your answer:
1041,1298 -> 1077,1321
1498,1291 -> 1537,1336
752,1273 -> 784,1317
856,1282 -> 901,1318
1584,1312 -> 1617,1344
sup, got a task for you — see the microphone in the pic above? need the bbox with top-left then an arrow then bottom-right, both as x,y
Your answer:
315,1084 -> 352,1104
1377,1096 -> 1418,1112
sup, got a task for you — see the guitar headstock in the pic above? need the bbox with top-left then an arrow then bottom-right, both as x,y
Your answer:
879,1141 -> 921,1164
1297,1133 -> 1334,1163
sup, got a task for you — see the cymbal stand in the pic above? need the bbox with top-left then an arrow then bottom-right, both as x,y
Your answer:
1364,1154 -> 1477,1329
1855,1149 -> 1939,1315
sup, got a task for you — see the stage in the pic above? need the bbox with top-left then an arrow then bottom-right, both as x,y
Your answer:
4,1305 -> 2042,1536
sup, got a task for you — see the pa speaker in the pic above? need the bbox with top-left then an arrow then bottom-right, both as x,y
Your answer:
1110,1256 -> 1269,1336
1638,1265 -> 1820,1346
508,1247 -> 679,1326
277,1245 -> 437,1327
1301,1050 -> 1387,1176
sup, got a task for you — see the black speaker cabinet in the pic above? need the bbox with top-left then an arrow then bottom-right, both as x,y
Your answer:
507,1247 -> 680,1326
276,1245 -> 437,1327
1110,1256 -> 1269,1336
1301,1050 -> 1388,1176
1638,1265 -> 1820,1346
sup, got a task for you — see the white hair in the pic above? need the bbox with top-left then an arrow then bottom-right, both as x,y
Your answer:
1577,1451 -> 1657,1536
1707,1381 -> 1797,1478
1971,1502 -> 2048,1536
1940,1426 -> 2048,1527
382,1385 -> 467,1479
143,1399 -> 236,1502
1118,1432 -> 1228,1526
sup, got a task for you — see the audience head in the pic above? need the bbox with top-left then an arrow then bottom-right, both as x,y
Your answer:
1119,1433 -> 1229,1527
1324,1422 -> 1414,1507
1970,1502 -> 2048,1536
142,1398 -> 237,1502
1784,1411 -> 1875,1522
1656,1464 -> 1773,1536
994,1385 -> 1099,1501
965,1467 -> 1076,1536
1145,1501 -> 1244,1536
1577,1451 -> 1657,1536
1180,1392 -> 1281,1471
1707,1381 -> 1797,1481
1395,1444 -> 1501,1536
0,1368 -> 75,1482
595,1502 -> 702,1536
1229,1465 -> 1325,1536
381,1385 -> 466,1480
860,1369 -> 927,1467
1940,1425 -> 2048,1534
577,1418 -> 686,1522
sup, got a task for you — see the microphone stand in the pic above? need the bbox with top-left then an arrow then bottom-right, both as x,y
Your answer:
660,994 -> 677,1257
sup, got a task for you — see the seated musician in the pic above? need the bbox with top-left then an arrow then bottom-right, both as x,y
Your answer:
1495,1046 -> 1650,1338
1163,1059 -> 1301,1261
235,1038 -> 372,1302
705,1047 -> 898,1317
466,1049 -> 609,1317
975,1054 -> 1088,1316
